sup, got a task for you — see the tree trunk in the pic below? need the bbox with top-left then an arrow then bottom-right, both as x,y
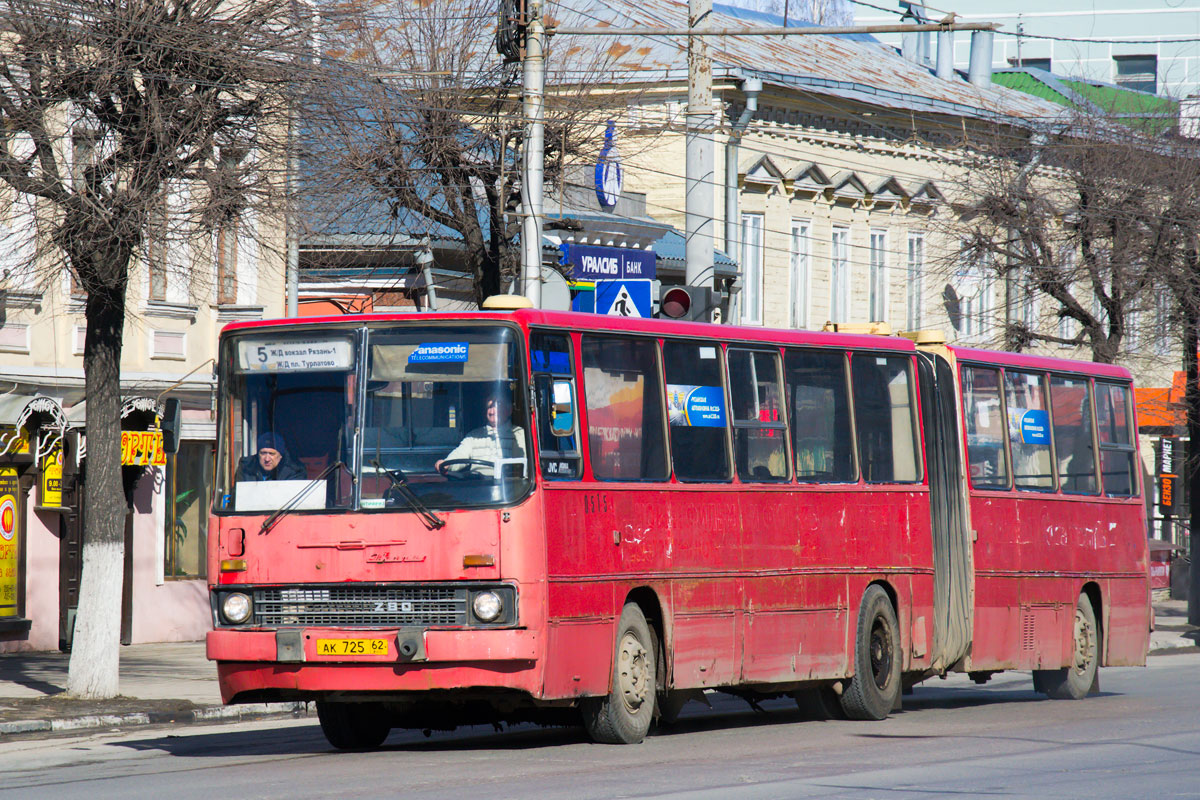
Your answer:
1186,308 -> 1200,625
66,280 -> 129,698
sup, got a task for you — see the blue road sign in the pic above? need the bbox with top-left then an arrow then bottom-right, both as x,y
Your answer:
596,279 -> 652,318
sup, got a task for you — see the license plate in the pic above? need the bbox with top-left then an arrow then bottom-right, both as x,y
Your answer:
316,638 -> 390,656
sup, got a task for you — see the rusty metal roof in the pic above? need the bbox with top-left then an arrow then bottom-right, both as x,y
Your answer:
549,0 -> 1066,125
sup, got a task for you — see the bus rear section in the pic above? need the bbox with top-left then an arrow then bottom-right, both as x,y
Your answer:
206,318 -> 553,749
948,346 -> 1151,697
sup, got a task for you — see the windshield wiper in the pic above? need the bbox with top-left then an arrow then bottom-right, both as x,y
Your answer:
259,460 -> 348,536
371,459 -> 446,530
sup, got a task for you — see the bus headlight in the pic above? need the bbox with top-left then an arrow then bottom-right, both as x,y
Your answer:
222,592 -> 253,624
472,591 -> 503,623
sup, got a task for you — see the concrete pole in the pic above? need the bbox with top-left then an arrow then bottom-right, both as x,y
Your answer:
521,0 -> 545,307
686,0 -> 714,289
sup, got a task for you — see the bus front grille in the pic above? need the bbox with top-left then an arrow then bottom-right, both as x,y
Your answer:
254,586 -> 468,627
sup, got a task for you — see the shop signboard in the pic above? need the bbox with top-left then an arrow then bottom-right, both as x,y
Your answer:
0,467 -> 18,618
39,445 -> 64,508
122,430 -> 166,467
1158,436 -> 1180,515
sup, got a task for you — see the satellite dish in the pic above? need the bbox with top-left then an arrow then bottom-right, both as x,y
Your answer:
942,284 -> 962,331
540,266 -> 571,311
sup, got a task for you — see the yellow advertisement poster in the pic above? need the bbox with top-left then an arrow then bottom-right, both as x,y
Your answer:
0,467 -> 19,618
121,430 -> 165,467
40,446 -> 63,508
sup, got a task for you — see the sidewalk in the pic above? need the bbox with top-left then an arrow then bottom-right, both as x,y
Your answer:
0,641 -> 309,737
0,601 -> 1195,740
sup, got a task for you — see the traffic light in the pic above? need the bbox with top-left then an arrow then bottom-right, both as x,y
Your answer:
658,285 -> 714,321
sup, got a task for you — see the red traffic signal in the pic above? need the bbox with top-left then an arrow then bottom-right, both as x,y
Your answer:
659,286 -> 693,319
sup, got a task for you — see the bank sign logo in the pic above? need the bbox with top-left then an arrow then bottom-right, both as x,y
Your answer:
560,243 -> 656,282
594,120 -> 623,208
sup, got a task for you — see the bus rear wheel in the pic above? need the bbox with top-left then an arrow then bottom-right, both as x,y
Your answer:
1035,593 -> 1099,700
316,701 -> 392,750
840,585 -> 901,721
582,603 -> 656,744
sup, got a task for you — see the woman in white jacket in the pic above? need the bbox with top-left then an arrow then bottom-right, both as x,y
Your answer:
435,393 -> 526,478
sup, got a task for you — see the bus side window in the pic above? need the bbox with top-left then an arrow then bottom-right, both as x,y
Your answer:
961,365 -> 1010,489
1095,382 -> 1137,497
1005,370 -> 1055,490
663,340 -> 732,482
581,335 -> 669,481
531,332 -> 580,480
1050,375 -> 1098,495
851,354 -> 921,484
784,348 -> 856,483
728,348 -> 789,482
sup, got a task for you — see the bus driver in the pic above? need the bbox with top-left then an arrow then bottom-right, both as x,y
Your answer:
435,392 -> 526,478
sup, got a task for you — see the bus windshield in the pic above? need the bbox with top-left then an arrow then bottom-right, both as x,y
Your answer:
215,323 -> 531,514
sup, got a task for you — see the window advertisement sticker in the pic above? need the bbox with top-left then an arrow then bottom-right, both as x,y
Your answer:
667,384 -> 727,427
1020,409 -> 1051,444
408,342 -> 470,364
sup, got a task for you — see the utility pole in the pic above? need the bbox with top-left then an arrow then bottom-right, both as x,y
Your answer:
521,0 -> 545,307
686,0 -> 715,295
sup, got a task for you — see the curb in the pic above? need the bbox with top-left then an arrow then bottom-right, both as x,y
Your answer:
0,702 -> 311,737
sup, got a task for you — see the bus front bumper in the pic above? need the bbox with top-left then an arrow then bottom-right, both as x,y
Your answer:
206,627 -> 541,702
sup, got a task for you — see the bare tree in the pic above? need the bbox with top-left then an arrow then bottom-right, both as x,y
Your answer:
303,0 -> 633,305
0,0 -> 303,697
944,107 -> 1200,622
940,113 -> 1200,364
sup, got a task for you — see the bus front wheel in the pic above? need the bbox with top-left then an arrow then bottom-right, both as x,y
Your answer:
317,701 -> 391,750
582,603 -> 657,744
1034,593 -> 1099,700
840,585 -> 901,721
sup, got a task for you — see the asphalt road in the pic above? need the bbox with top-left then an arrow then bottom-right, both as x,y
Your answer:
3,653 -> 1199,800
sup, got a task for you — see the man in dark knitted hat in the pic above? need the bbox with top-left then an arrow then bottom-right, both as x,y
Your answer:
238,432 -> 306,481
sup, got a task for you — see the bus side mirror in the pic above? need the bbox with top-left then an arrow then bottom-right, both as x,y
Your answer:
550,380 -> 574,437
161,397 -> 181,455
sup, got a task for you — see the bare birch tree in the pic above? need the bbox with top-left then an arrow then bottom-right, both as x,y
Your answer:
0,0 -> 303,697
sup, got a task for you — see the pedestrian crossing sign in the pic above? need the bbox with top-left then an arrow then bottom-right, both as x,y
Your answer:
595,279 -> 651,318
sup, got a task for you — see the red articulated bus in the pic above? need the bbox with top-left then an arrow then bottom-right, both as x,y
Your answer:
206,307 -> 1150,749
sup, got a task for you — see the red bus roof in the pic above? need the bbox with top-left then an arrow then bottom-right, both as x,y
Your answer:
948,345 -> 1133,382
221,309 -> 920,354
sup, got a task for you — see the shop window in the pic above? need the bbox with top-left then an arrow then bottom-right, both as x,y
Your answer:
164,441 -> 212,579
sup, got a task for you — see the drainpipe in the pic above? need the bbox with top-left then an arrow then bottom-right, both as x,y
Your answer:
417,238 -> 437,311
724,76 -> 761,324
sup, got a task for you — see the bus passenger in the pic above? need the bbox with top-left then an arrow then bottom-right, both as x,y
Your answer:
435,393 -> 526,477
239,433 -> 306,481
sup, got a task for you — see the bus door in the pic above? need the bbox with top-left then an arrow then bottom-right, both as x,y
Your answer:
916,351 -> 973,672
